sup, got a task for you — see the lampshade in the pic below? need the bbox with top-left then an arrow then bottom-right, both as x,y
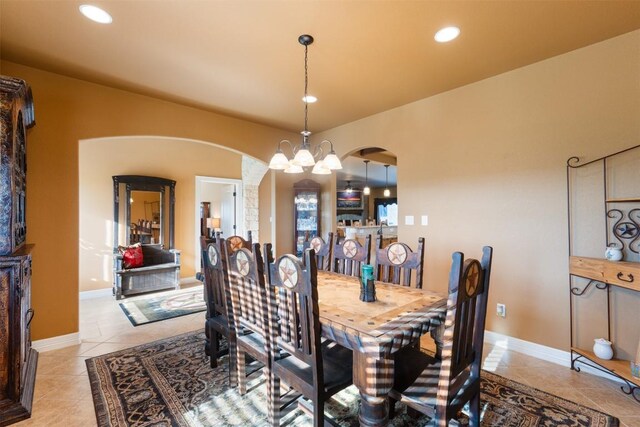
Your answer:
363,186 -> 371,195
268,151 -> 289,169
323,152 -> 342,170
284,162 -> 304,174
206,217 -> 221,229
312,160 -> 331,175
292,148 -> 315,167
383,188 -> 391,197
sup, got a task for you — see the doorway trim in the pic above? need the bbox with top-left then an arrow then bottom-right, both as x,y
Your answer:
194,175 -> 244,270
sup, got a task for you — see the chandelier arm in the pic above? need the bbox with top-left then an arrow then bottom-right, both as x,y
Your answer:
277,139 -> 295,153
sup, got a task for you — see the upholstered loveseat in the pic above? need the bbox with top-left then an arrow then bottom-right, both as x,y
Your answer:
113,244 -> 181,299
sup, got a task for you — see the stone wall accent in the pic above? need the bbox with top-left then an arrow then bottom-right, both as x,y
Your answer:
241,156 -> 268,241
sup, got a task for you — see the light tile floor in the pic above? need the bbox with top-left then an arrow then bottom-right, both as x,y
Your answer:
15,293 -> 640,426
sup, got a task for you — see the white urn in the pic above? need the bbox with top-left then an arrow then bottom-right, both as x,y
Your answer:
605,244 -> 623,262
593,338 -> 614,360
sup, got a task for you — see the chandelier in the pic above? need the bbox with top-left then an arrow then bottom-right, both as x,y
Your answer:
268,34 -> 342,174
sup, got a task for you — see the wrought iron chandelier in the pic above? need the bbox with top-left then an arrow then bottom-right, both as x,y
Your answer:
268,34 -> 342,174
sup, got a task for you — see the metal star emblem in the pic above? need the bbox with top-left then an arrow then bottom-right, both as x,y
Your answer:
387,243 -> 407,265
278,258 -> 298,289
235,251 -> 251,276
465,263 -> 480,297
615,222 -> 638,239
342,240 -> 357,258
229,236 -> 243,251
207,245 -> 219,267
310,237 -> 323,253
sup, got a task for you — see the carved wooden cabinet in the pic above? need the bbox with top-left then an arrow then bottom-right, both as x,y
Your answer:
0,76 -> 38,425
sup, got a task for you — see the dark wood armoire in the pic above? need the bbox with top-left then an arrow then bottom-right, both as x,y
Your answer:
0,76 -> 38,426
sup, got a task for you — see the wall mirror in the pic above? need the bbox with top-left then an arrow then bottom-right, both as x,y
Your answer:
112,175 -> 176,249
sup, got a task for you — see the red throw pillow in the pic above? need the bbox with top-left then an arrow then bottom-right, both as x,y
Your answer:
119,243 -> 143,268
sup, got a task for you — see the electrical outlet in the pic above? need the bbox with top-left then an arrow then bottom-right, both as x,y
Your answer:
496,303 -> 506,318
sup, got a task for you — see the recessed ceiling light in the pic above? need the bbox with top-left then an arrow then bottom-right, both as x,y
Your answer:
434,26 -> 460,43
79,4 -> 113,24
302,95 -> 317,103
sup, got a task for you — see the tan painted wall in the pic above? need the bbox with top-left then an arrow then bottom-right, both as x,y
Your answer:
313,30 -> 640,352
1,60 -> 296,340
79,136 -> 243,292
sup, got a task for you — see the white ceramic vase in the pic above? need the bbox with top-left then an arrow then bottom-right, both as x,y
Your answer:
605,245 -> 623,262
593,338 -> 614,360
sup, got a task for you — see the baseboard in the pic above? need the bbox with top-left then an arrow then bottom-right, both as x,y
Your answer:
79,287 -> 113,300
180,276 -> 199,285
32,332 -> 80,353
485,330 -> 623,384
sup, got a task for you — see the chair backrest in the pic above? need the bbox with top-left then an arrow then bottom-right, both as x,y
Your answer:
265,248 -> 323,387
331,235 -> 371,277
227,243 -> 268,338
225,233 -> 252,254
201,236 -> 227,320
304,232 -> 333,271
374,236 -> 425,288
439,246 -> 493,401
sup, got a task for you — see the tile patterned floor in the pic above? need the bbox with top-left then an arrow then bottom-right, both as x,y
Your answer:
14,292 -> 640,426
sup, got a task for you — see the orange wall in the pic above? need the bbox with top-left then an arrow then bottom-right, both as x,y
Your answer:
313,30 -> 640,352
79,136 -> 244,292
1,60 -> 296,340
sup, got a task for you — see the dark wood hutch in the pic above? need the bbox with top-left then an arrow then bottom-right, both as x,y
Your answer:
0,76 -> 38,425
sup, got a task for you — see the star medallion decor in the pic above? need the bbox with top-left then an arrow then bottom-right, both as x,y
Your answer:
235,251 -> 251,277
278,257 -> 299,289
207,245 -> 219,267
465,262 -> 481,297
228,236 -> 243,251
342,240 -> 358,258
310,237 -> 323,253
387,243 -> 408,265
615,222 -> 639,239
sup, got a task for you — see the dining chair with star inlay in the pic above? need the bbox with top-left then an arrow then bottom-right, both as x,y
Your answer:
264,247 -> 353,427
374,235 -> 425,288
389,246 -> 494,427
201,237 -> 231,370
330,235 -> 371,277
303,232 -> 333,271
227,243 -> 274,395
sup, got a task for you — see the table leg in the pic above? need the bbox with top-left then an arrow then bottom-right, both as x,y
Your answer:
353,350 -> 394,427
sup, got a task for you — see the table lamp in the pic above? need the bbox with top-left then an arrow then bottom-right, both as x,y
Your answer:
206,217 -> 221,238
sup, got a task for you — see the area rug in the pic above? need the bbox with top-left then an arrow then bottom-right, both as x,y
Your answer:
86,330 -> 620,427
118,286 -> 206,326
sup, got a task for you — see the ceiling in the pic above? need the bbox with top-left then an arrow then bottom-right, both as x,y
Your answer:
337,157 -> 397,189
2,1 -> 640,134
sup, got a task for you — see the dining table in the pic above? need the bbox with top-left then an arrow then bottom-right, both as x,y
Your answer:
316,271 -> 448,427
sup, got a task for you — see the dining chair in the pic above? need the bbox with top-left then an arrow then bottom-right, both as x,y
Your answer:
303,232 -> 333,271
330,235 -> 371,277
389,246 -> 494,427
374,235 -> 425,288
265,246 -> 353,427
227,243 -> 272,395
201,236 -> 231,369
225,232 -> 252,253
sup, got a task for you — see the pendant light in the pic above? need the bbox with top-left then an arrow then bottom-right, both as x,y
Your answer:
363,160 -> 371,195
268,34 -> 342,174
345,181 -> 353,194
383,165 -> 391,197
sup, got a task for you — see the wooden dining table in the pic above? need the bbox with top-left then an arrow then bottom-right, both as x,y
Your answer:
316,271 -> 448,427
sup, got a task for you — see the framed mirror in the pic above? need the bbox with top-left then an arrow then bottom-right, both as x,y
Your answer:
112,175 -> 176,249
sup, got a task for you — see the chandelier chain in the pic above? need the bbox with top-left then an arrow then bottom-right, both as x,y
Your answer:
304,43 -> 309,134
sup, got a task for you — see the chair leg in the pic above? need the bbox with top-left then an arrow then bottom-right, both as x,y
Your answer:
468,391 -> 481,427
228,334 -> 238,388
237,348 -> 247,395
210,331 -> 219,369
388,398 -> 397,419
313,400 -> 324,427
266,367 -> 281,426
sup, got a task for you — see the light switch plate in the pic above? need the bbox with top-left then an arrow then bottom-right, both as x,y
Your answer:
405,215 -> 414,225
421,215 -> 428,226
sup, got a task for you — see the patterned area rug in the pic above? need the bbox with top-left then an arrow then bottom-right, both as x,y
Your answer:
86,330 -> 619,427
118,286 -> 206,326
